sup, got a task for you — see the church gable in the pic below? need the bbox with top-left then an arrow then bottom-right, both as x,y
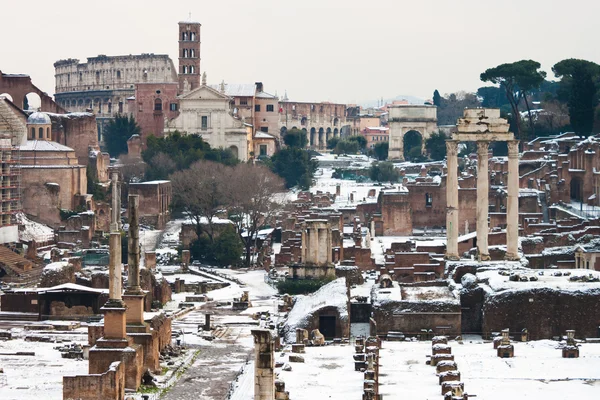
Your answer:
180,85 -> 230,101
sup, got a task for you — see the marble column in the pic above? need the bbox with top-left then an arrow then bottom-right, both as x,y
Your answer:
127,195 -> 142,293
476,141 -> 490,261
310,226 -> 319,264
445,140 -> 459,260
506,140 -> 520,260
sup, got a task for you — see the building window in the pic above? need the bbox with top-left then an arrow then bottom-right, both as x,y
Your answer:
95,71 -> 100,84
118,101 -> 123,114
30,128 -> 35,139
182,32 -> 187,41
190,49 -> 195,57
154,98 -> 162,111
266,104 -> 274,112
183,49 -> 188,58
201,116 -> 208,130
240,98 -> 248,105
138,103 -> 143,112
117,70 -> 121,79
259,144 -> 267,157
108,102 -> 112,114
170,103 -> 178,111
255,105 -> 261,112
260,127 -> 268,133
189,65 -> 195,74
182,66 -> 187,74
587,260 -> 590,269
425,193 -> 433,207
38,127 -> 43,139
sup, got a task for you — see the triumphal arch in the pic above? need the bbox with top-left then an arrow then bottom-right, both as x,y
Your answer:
388,104 -> 438,160
446,108 -> 519,261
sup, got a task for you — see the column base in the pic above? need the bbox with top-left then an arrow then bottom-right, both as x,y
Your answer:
445,253 -> 460,261
504,253 -> 520,261
478,253 -> 491,262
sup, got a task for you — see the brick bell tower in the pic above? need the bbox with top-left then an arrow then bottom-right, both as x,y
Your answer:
178,18 -> 201,94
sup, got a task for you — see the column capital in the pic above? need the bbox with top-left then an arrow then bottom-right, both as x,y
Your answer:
446,140 -> 459,156
507,140 -> 520,158
476,140 -> 490,154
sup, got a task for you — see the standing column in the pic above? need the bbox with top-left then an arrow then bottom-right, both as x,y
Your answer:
506,140 -> 520,260
445,140 -> 459,260
476,141 -> 490,261
108,171 -> 122,301
127,195 -> 142,292
326,227 -> 332,264
310,225 -> 319,264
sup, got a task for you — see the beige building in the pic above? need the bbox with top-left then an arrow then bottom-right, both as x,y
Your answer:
166,78 -> 249,161
20,112 -> 87,226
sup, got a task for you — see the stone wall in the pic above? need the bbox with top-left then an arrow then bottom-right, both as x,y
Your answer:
482,288 -> 600,340
63,360 -> 125,400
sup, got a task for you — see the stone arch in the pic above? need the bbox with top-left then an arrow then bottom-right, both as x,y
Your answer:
333,117 -> 339,127
310,128 -> 316,148
333,128 -> 339,138
301,116 -> 307,126
570,177 -> 583,202
229,145 -> 239,159
24,92 -> 41,110
0,93 -> 13,102
403,130 -> 423,161
326,127 -> 332,144
388,105 -> 437,160
280,126 -> 287,137
318,128 -> 325,149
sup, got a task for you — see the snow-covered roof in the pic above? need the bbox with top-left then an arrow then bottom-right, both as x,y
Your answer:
282,278 -> 348,342
27,111 -> 51,125
255,91 -> 277,99
209,83 -> 256,97
254,132 -> 275,139
19,140 -> 74,152
37,283 -> 108,294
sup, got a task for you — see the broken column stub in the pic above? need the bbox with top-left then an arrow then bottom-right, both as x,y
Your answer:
252,329 -> 275,400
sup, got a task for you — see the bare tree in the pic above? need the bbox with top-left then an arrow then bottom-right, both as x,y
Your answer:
170,161 -> 230,243
227,163 -> 286,268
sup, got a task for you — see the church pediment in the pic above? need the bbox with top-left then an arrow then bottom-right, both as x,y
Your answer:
180,85 -> 230,100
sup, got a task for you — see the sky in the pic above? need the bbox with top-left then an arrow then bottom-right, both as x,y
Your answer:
2,0 -> 600,105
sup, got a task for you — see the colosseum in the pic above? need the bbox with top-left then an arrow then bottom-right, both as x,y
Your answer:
54,54 -> 178,139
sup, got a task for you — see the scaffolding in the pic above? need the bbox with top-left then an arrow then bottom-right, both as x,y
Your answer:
0,124 -> 22,229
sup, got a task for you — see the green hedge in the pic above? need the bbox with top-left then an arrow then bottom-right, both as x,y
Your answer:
276,278 -> 333,295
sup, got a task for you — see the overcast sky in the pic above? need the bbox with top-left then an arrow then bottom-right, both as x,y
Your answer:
2,0 -> 599,105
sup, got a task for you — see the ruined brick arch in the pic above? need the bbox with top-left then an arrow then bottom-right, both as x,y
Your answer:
0,71 -> 65,113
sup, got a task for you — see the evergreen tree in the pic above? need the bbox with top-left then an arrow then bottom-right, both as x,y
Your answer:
283,128 -> 308,148
270,147 -> 318,189
104,114 -> 140,157
553,59 -> 600,136
425,131 -> 448,161
433,90 -> 442,107
369,161 -> 400,183
373,142 -> 388,160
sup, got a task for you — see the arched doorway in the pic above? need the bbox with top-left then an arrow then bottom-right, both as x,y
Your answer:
570,177 -> 583,202
310,128 -> 317,148
326,128 -> 332,144
333,128 -> 339,138
403,130 -> 423,161
229,145 -> 239,159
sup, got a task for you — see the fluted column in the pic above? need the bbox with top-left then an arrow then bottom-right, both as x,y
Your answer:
476,141 -> 490,261
506,140 -> 520,260
445,140 -> 459,260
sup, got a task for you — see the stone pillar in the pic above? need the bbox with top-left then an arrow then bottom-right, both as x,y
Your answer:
251,329 -> 274,400
506,140 -> 520,260
476,141 -> 490,261
326,226 -> 332,264
445,140 -> 459,260
124,195 -> 145,326
310,227 -> 319,263
108,233 -> 122,300
127,195 -> 141,292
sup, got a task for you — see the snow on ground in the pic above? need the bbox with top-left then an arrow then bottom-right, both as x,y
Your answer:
311,167 -> 381,207
371,235 -> 447,265
477,269 -> 600,292
380,338 -> 600,399
162,273 -> 210,284
277,344 -> 363,400
15,212 -> 54,243
0,338 -> 87,400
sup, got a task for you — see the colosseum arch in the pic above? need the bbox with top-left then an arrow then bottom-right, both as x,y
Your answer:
388,105 -> 437,160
